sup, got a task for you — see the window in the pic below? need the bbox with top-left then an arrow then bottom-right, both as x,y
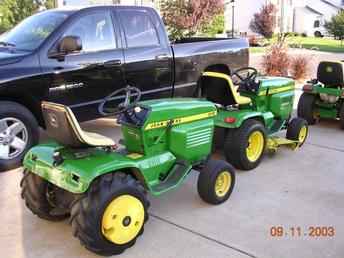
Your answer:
0,11 -> 69,51
119,10 -> 159,48
64,12 -> 116,52
314,20 -> 320,28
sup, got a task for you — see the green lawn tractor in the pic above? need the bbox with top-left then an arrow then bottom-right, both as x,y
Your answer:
20,87 -> 236,256
298,61 -> 344,129
199,68 -> 309,170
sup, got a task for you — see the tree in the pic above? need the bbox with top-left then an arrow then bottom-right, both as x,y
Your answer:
325,10 -> 344,45
0,0 -> 55,33
249,3 -> 276,39
160,0 -> 224,41
201,14 -> 225,37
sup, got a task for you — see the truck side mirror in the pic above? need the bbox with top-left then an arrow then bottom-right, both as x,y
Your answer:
58,36 -> 82,54
48,36 -> 82,59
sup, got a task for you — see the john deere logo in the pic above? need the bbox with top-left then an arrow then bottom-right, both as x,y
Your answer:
48,113 -> 58,128
326,66 -> 333,73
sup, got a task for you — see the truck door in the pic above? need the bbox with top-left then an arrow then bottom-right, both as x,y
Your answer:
41,10 -> 126,120
117,8 -> 173,99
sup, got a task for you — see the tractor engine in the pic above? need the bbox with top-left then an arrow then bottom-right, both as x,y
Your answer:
119,99 -> 217,164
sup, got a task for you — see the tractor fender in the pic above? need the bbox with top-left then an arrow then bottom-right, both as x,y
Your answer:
215,110 -> 272,129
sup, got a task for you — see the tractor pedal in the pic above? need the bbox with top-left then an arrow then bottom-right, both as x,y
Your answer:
151,161 -> 192,193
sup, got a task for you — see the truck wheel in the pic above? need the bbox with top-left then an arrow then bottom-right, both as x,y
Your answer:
197,159 -> 235,205
0,101 -> 39,172
224,120 -> 266,171
20,170 -> 69,221
70,172 -> 149,256
340,104 -> 344,130
297,93 -> 317,125
286,118 -> 309,147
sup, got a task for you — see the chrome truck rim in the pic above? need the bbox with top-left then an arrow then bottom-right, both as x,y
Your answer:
0,118 -> 28,160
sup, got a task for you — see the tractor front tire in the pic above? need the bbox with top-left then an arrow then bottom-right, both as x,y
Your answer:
197,159 -> 236,205
224,120 -> 266,171
20,170 -> 69,221
287,118 -> 309,147
297,93 -> 317,125
70,172 -> 149,256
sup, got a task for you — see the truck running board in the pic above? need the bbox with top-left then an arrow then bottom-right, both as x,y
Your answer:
151,161 -> 192,195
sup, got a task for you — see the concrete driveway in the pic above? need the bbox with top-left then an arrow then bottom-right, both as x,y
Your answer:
1,108 -> 343,258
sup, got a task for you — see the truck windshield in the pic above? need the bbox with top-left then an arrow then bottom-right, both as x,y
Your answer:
0,11 -> 70,52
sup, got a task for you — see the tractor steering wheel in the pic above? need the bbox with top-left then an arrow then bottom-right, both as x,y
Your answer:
98,86 -> 142,116
232,67 -> 259,92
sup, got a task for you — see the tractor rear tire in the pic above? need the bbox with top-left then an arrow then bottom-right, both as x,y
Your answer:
70,172 -> 149,256
224,120 -> 266,171
297,93 -> 317,125
20,170 -> 69,221
286,118 -> 309,147
197,159 -> 235,205
339,104 -> 344,130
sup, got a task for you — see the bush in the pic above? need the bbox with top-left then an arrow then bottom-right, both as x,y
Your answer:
301,33 -> 307,37
261,38 -> 290,76
290,55 -> 312,80
248,35 -> 259,46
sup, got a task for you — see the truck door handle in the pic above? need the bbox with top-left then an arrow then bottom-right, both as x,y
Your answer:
104,60 -> 122,67
155,54 -> 169,61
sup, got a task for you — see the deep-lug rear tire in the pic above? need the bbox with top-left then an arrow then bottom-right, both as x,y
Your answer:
297,93 -> 317,125
286,118 -> 309,147
224,120 -> 266,171
339,104 -> 344,130
0,101 -> 39,172
20,170 -> 69,221
197,159 -> 236,205
70,172 -> 149,256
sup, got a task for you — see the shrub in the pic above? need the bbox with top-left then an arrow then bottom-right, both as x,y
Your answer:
290,55 -> 312,80
261,37 -> 290,76
248,35 -> 259,46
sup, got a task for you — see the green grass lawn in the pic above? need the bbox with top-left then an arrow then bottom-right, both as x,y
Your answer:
250,36 -> 344,54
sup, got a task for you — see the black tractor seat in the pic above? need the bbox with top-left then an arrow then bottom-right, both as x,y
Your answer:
42,102 -> 116,148
202,72 -> 252,106
317,61 -> 344,88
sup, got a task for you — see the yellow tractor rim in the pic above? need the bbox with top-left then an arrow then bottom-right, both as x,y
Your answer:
101,195 -> 145,245
246,131 -> 265,162
215,171 -> 232,197
298,126 -> 308,143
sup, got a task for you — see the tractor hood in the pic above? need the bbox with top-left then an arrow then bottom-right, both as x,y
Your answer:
139,98 -> 217,131
258,76 -> 295,94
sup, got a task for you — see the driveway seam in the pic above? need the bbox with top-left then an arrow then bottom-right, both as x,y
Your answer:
150,213 -> 259,258
307,142 -> 344,153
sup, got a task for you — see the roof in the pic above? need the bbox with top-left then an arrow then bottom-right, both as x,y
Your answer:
320,0 -> 342,9
305,5 -> 324,15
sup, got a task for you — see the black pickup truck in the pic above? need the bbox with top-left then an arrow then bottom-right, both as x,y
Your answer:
0,5 -> 249,171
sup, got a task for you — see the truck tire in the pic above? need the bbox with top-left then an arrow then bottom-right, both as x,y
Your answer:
70,172 -> 149,256
224,120 -> 266,171
297,93 -> 317,125
197,159 -> 235,205
20,170 -> 69,221
0,101 -> 39,172
286,118 -> 309,147
339,104 -> 344,130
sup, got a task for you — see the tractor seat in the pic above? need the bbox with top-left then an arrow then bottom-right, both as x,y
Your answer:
202,72 -> 252,106
42,102 -> 116,148
317,61 -> 344,87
